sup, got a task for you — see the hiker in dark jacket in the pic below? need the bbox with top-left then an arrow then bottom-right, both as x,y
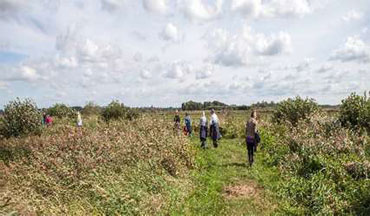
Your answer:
174,110 -> 181,132
246,110 -> 258,167
184,113 -> 192,136
199,111 -> 208,149
210,109 -> 221,148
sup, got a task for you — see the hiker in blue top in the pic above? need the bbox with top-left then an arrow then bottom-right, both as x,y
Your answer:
184,113 -> 192,136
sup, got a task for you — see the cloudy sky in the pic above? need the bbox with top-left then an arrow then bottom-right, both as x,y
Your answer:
0,0 -> 369,108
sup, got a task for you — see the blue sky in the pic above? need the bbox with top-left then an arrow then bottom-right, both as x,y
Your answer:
0,0 -> 369,108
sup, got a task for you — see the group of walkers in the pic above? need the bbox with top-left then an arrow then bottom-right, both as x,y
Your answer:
42,111 -> 83,127
174,109 -> 260,167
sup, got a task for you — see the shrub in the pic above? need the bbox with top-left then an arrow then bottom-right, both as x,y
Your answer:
101,100 -> 127,121
0,98 -> 42,138
338,92 -> 370,131
101,100 -> 139,122
47,103 -> 76,118
81,101 -> 102,116
272,96 -> 320,126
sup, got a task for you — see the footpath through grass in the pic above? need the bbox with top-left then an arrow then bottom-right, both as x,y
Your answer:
172,136 -> 283,215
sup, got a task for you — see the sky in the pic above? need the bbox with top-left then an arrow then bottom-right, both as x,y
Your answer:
0,0 -> 369,108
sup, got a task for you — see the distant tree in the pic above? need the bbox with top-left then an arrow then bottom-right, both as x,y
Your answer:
101,100 -> 140,122
47,103 -> 76,118
81,101 -> 102,116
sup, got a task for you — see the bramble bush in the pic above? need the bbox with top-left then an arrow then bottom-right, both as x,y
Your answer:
0,98 -> 42,138
272,96 -> 320,126
339,92 -> 370,132
47,103 -> 76,118
264,113 -> 370,215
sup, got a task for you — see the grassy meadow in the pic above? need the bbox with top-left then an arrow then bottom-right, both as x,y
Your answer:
1,98 -> 370,215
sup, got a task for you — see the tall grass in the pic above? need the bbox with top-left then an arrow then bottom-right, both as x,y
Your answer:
1,116 -> 195,215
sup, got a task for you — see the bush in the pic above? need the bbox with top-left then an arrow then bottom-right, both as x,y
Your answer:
273,96 -> 320,126
0,98 -> 42,138
81,101 -> 102,116
265,114 -> 369,215
339,92 -> 370,131
101,100 -> 139,122
47,103 -> 76,118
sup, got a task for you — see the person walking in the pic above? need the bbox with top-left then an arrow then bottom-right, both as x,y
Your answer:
199,111 -> 208,149
77,111 -> 83,127
42,112 -> 47,125
174,110 -> 181,132
246,110 -> 258,167
184,113 -> 192,136
210,109 -> 221,148
45,115 -> 53,127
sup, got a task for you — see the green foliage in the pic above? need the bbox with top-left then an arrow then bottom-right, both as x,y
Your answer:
101,100 -> 139,122
339,92 -> 370,131
47,103 -> 76,118
181,100 -> 203,110
101,100 -> 127,121
272,96 -> 320,126
81,101 -> 102,116
265,113 -> 370,215
0,98 -> 42,138
181,100 -> 229,111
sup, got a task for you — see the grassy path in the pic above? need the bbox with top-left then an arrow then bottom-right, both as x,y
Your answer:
172,136 -> 282,216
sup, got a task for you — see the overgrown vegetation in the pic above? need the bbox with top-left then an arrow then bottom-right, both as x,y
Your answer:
339,92 -> 370,131
47,103 -> 76,118
81,101 -> 102,116
1,92 -> 369,215
101,100 -> 140,122
0,116 -> 194,215
272,96 -> 320,126
265,110 -> 370,214
0,98 -> 42,138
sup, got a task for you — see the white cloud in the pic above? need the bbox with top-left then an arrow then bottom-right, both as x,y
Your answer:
342,9 -> 363,22
262,0 -> 314,18
0,0 -> 28,21
163,61 -> 192,79
253,31 -> 292,55
330,36 -> 370,64
231,0 -> 261,18
142,0 -> 168,14
101,0 -> 127,11
295,58 -> 312,72
180,0 -> 223,21
160,23 -> 180,42
206,27 -> 292,66
140,69 -> 152,79
195,64 -> 213,79
55,56 -> 78,68
19,66 -> 40,81
0,0 -> 368,107
316,63 -> 333,73
0,81 -> 8,89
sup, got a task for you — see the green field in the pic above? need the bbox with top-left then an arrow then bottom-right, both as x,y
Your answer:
1,101 -> 369,215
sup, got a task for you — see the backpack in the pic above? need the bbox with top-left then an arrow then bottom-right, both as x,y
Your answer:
255,132 -> 261,144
